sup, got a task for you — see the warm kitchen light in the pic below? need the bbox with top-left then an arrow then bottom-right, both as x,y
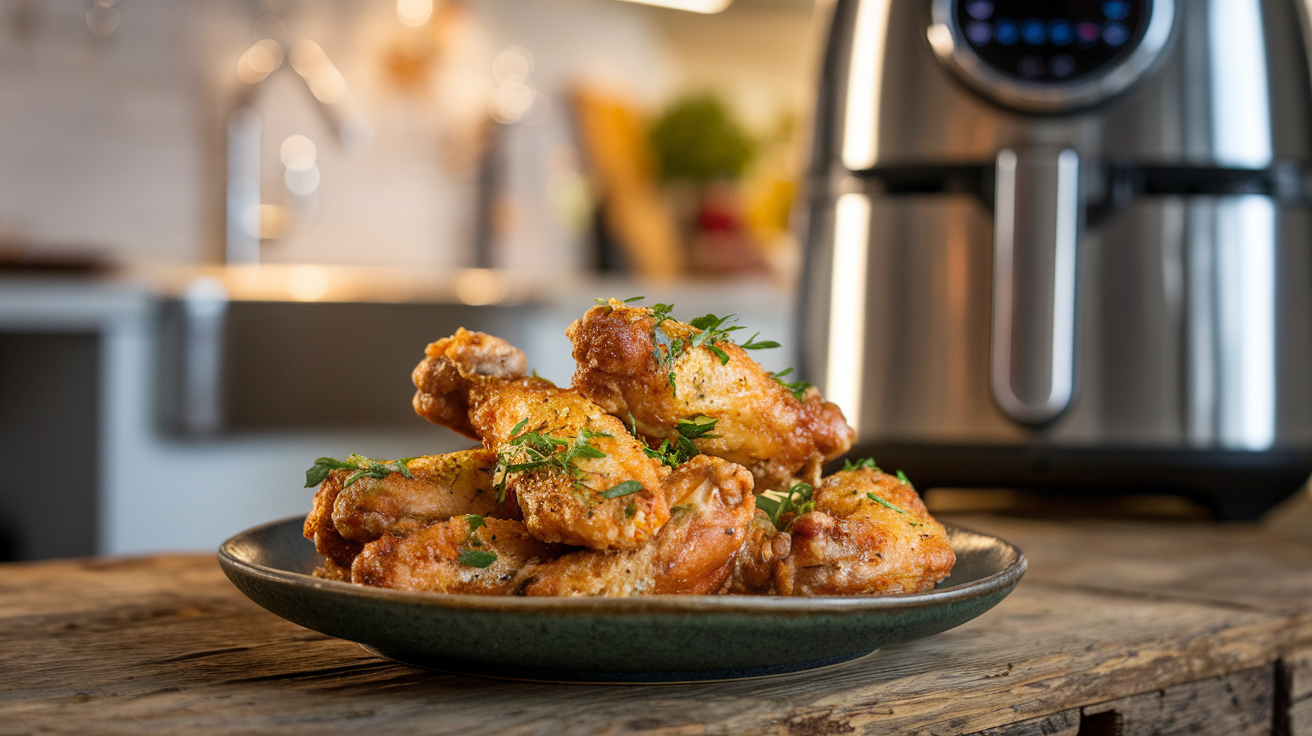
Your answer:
238,40 -> 284,84
290,40 -> 348,105
280,135 -> 317,171
397,0 -> 434,27
455,269 -> 508,306
614,0 -> 732,13
288,266 -> 331,302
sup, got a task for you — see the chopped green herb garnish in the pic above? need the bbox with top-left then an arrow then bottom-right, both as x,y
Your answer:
467,515 -> 485,533
624,501 -> 637,518
676,415 -> 720,440
493,421 -> 610,503
304,454 -> 415,489
866,492 -> 908,515
457,550 -> 497,568
843,457 -> 881,472
896,470 -> 911,486
769,367 -> 813,401
756,482 -> 815,527
602,480 -> 643,498
740,333 -> 781,350
646,304 -> 781,393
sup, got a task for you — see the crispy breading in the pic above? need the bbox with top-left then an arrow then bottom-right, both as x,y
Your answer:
412,328 -> 528,439
523,455 -> 756,596
411,329 -> 672,550
351,516 -> 559,595
718,509 -> 792,595
774,468 -> 956,596
567,300 -> 854,492
472,380 -> 670,550
303,448 -> 516,576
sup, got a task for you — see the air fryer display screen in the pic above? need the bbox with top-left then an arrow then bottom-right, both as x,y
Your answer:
954,0 -> 1151,83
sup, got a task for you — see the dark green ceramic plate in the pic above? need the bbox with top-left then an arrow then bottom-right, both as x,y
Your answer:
218,516 -> 1025,683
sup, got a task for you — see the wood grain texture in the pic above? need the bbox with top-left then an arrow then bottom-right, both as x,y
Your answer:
964,709 -> 1078,736
1082,666 -> 1273,736
0,517 -> 1308,735
1286,647 -> 1312,736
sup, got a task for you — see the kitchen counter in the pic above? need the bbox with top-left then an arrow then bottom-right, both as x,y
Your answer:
3,511 -> 1310,735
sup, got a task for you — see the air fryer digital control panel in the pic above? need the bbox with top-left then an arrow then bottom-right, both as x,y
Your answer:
954,0 -> 1152,83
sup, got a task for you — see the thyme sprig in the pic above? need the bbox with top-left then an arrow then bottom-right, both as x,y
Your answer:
493,418 -> 610,503
303,454 -> 416,489
756,482 -> 815,527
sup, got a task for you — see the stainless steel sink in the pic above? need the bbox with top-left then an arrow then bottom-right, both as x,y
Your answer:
158,298 -> 532,434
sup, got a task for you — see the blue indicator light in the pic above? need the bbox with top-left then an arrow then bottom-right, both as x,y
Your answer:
1102,1 -> 1131,21
1048,20 -> 1073,46
993,19 -> 1019,45
965,0 -> 994,20
1018,55 -> 1045,78
1103,21 -> 1129,46
1050,54 -> 1076,78
966,21 -> 992,45
1020,18 -> 1045,45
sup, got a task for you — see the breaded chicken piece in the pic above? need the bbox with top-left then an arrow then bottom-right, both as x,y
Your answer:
412,327 -> 528,439
303,449 -> 516,577
775,468 -> 955,596
718,509 -> 792,595
473,380 -> 670,550
412,328 -> 671,550
567,299 -> 855,492
351,516 -> 558,595
524,455 -> 756,596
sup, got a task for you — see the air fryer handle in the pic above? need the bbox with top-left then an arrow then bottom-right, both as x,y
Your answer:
991,148 -> 1079,425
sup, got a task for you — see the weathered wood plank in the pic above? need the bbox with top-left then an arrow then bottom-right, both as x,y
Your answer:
0,516 -> 1307,736
1082,666 -> 1273,736
1285,647 -> 1312,736
965,709 -> 1079,736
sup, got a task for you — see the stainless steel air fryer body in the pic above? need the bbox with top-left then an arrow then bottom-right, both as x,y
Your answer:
801,0 -> 1312,517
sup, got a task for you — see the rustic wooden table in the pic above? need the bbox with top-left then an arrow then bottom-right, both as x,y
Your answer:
3,510 -> 1310,736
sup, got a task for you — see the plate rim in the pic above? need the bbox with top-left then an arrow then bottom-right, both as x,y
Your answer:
218,514 -> 1028,616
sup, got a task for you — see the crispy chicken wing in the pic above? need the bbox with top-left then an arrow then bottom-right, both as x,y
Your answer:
352,516 -> 558,595
412,328 -> 671,550
303,449 -> 515,577
718,509 -> 792,595
412,327 -> 528,439
774,468 -> 955,596
524,455 -> 757,596
567,300 -> 854,492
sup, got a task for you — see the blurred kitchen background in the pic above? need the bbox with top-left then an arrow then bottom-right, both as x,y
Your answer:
0,0 -> 823,559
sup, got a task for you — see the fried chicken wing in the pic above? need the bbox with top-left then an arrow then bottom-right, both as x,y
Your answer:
524,455 -> 756,596
352,516 -> 558,595
567,300 -> 854,492
473,380 -> 670,550
718,509 -> 792,595
412,327 -> 528,439
774,468 -> 955,596
412,328 -> 671,550
303,449 -> 516,577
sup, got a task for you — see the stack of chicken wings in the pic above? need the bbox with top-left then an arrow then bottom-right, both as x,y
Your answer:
304,299 -> 956,596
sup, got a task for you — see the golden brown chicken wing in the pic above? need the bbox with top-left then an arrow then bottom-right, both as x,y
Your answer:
412,328 -> 672,550
303,449 -> 516,577
774,466 -> 955,596
523,455 -> 757,596
567,299 -> 854,492
412,327 -> 528,439
718,509 -> 792,595
352,516 -> 558,595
